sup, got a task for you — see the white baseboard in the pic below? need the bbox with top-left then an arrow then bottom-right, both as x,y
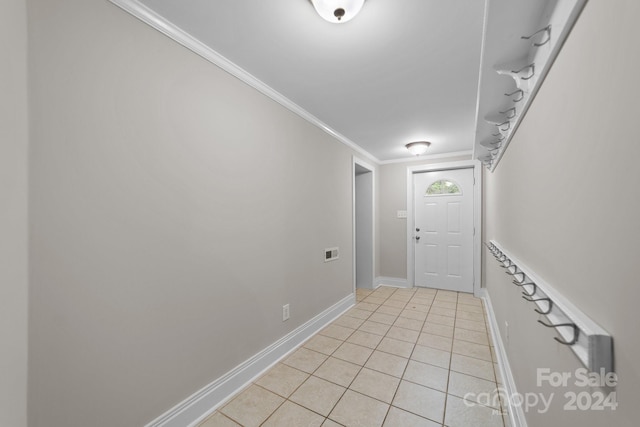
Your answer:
479,288 -> 528,427
374,276 -> 410,289
145,293 -> 356,427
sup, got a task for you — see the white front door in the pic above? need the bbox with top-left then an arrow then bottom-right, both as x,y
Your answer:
413,168 -> 474,292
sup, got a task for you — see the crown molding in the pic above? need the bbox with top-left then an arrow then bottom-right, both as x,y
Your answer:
108,0 -> 380,164
378,150 -> 474,165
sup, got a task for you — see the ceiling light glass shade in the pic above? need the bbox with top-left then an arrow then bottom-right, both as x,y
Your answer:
310,0 -> 365,23
405,141 -> 431,156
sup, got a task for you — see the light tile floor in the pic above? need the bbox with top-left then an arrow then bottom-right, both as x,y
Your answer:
200,287 -> 509,427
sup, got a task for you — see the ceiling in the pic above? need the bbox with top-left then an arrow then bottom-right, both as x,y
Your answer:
126,0 -> 488,162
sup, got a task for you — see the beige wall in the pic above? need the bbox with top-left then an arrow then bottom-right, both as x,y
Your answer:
484,1 -> 640,426
378,156 -> 471,280
27,1 -> 359,426
0,0 -> 29,426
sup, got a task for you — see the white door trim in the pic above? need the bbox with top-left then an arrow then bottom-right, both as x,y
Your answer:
406,160 -> 482,296
352,156 -> 376,292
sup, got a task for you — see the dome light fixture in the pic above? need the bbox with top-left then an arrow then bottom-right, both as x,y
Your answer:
310,0 -> 365,24
405,141 -> 432,156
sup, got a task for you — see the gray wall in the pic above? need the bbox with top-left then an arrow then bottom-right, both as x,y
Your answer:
484,1 -> 640,426
355,170 -> 373,288
27,0 -> 358,426
378,156 -> 471,280
0,0 -> 29,426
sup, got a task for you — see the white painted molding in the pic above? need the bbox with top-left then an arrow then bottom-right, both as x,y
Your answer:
378,150 -> 474,165
145,294 -> 355,427
352,157 -> 377,293
479,288 -> 528,427
108,0 -> 379,165
108,1 -> 480,166
374,277 -> 410,289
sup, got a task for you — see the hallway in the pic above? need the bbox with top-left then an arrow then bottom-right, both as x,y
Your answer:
4,1 -> 639,426
200,287 -> 505,427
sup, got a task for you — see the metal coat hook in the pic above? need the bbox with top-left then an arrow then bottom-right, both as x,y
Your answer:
501,259 -> 514,268
499,107 -> 516,119
496,120 -> 511,131
522,283 -> 537,297
522,296 -> 553,315
522,25 -> 552,47
512,273 -> 526,284
537,320 -> 579,345
513,281 -> 537,296
512,63 -> 535,80
506,266 -> 522,276
505,89 -> 524,102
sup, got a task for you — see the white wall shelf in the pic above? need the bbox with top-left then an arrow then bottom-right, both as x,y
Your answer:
474,0 -> 587,171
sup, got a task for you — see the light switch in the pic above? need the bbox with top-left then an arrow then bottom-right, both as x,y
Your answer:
397,210 -> 407,219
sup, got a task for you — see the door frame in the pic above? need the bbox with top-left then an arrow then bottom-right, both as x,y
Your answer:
406,160 -> 482,296
352,156 -> 376,292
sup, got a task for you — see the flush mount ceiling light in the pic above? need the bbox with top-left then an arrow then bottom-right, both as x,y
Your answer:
310,0 -> 365,23
405,141 -> 432,156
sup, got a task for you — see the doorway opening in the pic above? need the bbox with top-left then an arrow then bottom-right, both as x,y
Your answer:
353,158 -> 375,291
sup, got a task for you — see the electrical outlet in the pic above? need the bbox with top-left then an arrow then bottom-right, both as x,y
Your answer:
282,304 -> 290,321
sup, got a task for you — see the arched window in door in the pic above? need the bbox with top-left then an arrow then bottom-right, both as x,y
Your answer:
425,179 -> 462,196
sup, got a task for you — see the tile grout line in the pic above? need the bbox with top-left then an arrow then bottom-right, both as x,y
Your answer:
442,290 -> 460,427
215,288 -> 494,427
324,286 -> 404,426
378,287 -> 414,427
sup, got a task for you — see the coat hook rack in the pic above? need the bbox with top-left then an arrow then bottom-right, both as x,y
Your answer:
486,240 -> 613,373
475,1 -> 586,172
